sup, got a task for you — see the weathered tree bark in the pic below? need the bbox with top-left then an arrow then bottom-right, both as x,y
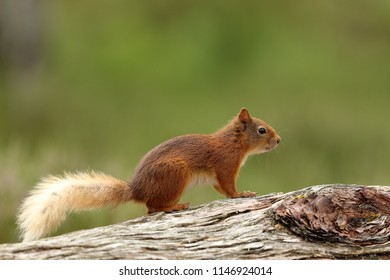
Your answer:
1,184 -> 390,260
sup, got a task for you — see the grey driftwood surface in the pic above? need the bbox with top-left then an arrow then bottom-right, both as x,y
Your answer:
1,184 -> 390,260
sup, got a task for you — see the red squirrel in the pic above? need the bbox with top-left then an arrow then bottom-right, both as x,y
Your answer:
17,108 -> 281,241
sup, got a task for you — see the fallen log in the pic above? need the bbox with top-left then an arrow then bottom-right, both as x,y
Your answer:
1,184 -> 390,259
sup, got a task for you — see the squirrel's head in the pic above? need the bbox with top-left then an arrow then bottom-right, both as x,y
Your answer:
236,108 -> 281,155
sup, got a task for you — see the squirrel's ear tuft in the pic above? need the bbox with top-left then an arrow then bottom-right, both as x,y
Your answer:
238,108 -> 252,123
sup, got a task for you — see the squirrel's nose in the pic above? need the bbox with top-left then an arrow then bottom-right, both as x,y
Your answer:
276,136 -> 281,144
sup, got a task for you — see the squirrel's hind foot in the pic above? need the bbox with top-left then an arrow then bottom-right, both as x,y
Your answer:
147,203 -> 190,214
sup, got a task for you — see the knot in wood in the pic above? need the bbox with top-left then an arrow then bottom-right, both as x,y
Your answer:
273,185 -> 390,245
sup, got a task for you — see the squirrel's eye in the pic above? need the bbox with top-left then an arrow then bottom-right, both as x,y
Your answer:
258,127 -> 267,135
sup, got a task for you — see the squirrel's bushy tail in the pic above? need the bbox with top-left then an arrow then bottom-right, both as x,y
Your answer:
17,171 -> 132,242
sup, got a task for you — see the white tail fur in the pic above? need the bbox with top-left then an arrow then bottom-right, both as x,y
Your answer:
17,171 -> 129,242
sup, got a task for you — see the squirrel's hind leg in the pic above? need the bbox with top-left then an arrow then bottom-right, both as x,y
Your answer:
144,159 -> 190,214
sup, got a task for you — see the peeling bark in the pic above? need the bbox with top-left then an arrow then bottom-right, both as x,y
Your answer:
1,184 -> 390,260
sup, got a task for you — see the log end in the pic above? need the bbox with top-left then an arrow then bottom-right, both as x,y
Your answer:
273,185 -> 390,245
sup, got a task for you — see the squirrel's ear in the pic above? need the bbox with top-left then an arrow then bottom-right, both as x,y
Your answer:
238,108 -> 252,123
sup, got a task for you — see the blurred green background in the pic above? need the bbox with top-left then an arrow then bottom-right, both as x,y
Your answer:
1,0 -> 389,244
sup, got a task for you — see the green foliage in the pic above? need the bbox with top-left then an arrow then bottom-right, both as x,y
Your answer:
1,0 -> 390,243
